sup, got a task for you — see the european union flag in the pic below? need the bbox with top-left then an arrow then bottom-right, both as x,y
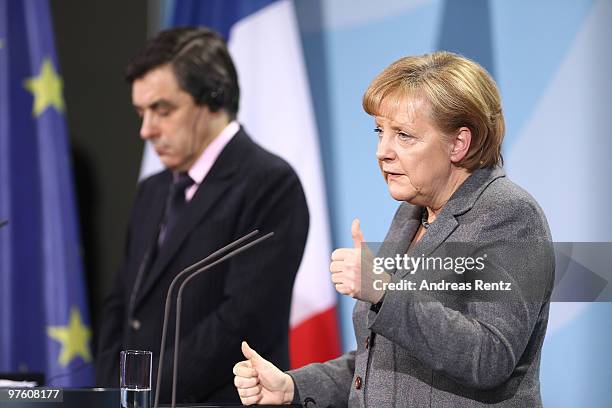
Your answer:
0,0 -> 93,386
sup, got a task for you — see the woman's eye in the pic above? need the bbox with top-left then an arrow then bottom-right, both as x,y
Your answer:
397,131 -> 413,141
374,127 -> 383,137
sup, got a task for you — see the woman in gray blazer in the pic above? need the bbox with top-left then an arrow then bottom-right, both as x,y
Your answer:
233,51 -> 554,408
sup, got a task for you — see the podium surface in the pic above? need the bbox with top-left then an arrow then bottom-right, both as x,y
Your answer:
0,388 -> 300,408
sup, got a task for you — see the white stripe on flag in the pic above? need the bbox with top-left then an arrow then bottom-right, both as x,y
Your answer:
228,0 -> 336,328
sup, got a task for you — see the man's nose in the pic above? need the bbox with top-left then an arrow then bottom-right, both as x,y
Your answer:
139,112 -> 157,140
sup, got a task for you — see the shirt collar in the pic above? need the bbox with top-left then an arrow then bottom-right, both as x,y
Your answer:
186,120 -> 240,186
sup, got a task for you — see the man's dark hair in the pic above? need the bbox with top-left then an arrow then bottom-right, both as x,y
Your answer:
125,26 -> 240,117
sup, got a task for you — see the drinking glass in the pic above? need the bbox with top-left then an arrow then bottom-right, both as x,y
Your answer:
120,350 -> 152,408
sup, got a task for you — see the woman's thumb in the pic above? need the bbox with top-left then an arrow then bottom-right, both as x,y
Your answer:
241,341 -> 263,367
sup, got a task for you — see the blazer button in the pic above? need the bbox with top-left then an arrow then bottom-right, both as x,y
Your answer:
355,376 -> 362,390
365,336 -> 370,349
130,319 -> 141,330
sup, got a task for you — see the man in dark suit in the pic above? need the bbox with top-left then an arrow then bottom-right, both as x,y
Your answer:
95,27 -> 309,404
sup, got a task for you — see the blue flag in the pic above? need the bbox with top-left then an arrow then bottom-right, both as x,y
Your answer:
171,0 -> 275,36
0,0 -> 93,386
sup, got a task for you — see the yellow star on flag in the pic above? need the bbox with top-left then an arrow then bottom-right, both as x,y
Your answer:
23,58 -> 65,116
47,307 -> 92,367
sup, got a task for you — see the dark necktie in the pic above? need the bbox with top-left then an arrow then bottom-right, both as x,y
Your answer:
158,172 -> 194,247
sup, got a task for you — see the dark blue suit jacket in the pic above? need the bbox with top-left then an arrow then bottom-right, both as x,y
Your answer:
96,128 -> 309,403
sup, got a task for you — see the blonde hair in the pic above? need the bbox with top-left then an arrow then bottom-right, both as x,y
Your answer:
363,51 -> 504,170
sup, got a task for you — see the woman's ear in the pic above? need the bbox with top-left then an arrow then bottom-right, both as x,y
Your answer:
450,127 -> 471,163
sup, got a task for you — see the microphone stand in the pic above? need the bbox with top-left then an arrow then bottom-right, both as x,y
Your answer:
171,232 -> 274,408
153,230 -> 260,408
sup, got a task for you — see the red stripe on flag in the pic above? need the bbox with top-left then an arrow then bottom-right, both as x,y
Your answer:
289,307 -> 342,369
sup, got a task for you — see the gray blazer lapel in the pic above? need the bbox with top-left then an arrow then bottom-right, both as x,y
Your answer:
376,203 -> 421,276
441,166 -> 506,216
395,167 -> 506,279
407,212 -> 459,261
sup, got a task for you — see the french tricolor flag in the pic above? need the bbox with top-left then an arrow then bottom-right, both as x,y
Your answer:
140,0 -> 341,368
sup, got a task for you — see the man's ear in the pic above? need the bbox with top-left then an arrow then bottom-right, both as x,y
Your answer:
450,127 -> 471,163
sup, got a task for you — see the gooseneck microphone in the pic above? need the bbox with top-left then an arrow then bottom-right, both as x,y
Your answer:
170,231 -> 274,408
152,230 -> 266,408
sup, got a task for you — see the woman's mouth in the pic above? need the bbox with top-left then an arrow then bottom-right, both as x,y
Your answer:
386,171 -> 403,180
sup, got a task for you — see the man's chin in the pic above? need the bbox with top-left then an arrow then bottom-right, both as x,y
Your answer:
157,155 -> 178,170
160,162 -> 180,172
163,161 -> 191,173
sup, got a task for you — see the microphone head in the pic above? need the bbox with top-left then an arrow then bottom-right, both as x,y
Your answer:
0,220 -> 8,228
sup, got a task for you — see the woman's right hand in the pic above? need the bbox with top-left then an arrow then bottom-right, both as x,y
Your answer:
233,341 -> 295,405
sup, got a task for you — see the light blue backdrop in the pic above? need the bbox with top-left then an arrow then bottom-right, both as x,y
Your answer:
293,0 -> 611,406
157,0 -> 612,404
